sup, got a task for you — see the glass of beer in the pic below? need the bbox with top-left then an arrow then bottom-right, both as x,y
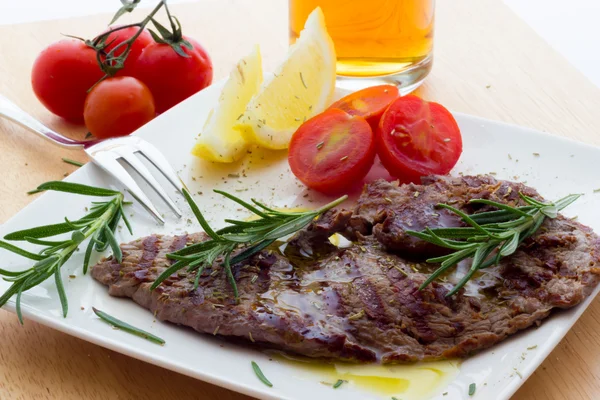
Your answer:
289,0 -> 435,93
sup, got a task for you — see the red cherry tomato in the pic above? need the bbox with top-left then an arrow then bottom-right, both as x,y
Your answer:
288,109 -> 376,195
376,95 -> 463,183
102,26 -> 153,76
328,85 -> 399,129
31,39 -> 105,122
83,77 -> 155,139
131,36 -> 213,113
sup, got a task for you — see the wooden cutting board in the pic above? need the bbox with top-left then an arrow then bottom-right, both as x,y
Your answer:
1,0 -> 599,399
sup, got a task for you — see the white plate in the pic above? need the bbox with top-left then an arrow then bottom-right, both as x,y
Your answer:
1,80 -> 600,400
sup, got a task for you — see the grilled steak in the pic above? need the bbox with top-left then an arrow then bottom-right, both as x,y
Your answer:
92,175 -> 600,362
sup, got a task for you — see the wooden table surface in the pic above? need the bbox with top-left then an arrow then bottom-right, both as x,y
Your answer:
1,0 -> 600,399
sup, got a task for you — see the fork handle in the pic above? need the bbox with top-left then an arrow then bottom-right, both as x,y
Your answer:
0,94 -> 85,149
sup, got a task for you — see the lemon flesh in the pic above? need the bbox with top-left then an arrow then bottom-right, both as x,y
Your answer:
236,7 -> 336,150
192,45 -> 263,162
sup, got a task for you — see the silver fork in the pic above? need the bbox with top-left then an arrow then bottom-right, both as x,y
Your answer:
0,94 -> 182,224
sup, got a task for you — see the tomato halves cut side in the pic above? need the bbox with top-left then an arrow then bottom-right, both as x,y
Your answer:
328,85 -> 399,129
376,95 -> 463,183
288,108 -> 376,195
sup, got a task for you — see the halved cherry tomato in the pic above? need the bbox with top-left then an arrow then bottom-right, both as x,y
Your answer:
288,109 -> 375,195
83,77 -> 155,139
102,26 -> 153,77
328,85 -> 399,129
376,95 -> 462,183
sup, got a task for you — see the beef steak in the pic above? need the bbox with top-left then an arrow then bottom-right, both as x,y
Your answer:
92,176 -> 600,362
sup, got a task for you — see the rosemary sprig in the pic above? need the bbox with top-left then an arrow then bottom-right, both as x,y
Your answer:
407,193 -> 580,296
0,181 -> 131,323
152,189 -> 347,299
93,307 -> 165,345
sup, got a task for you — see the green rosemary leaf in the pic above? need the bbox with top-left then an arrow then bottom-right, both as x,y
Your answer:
22,268 -> 54,291
263,213 -> 317,240
104,225 -> 122,263
519,193 -> 546,207
436,204 -> 490,236
223,218 -> 272,228
0,282 -> 19,308
417,227 -> 481,239
36,181 -> 120,197
468,382 -> 476,396
0,267 -> 31,278
168,254 -> 198,262
182,189 -> 219,240
4,221 -> 76,240
469,206 -> 536,224
92,307 -> 165,345
251,361 -> 273,387
170,240 -> 217,256
221,232 -> 260,243
2,270 -> 35,282
425,253 -> 455,264
193,265 -> 205,290
61,158 -> 84,167
214,190 -> 271,219
31,254 -> 61,272
94,224 -> 110,252
119,203 -> 133,235
523,213 -> 546,240
215,225 -> 247,235
41,241 -> 72,256
229,239 -> 275,265
54,266 -> 68,318
0,241 -> 45,260
540,205 -> 558,218
555,194 -> 581,210
204,244 -> 227,266
333,379 -> 344,389
499,232 -> 520,256
63,217 -> 89,230
250,199 -> 285,214
95,206 -> 121,252
151,259 -> 191,290
223,249 -> 238,299
15,284 -> 25,325
82,233 -> 96,275
469,198 -> 532,217
420,246 -> 476,290
23,237 -> 64,246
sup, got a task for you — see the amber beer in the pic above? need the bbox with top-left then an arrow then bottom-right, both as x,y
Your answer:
289,0 -> 435,91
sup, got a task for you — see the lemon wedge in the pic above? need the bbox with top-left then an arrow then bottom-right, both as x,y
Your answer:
235,7 -> 336,150
191,45 -> 263,162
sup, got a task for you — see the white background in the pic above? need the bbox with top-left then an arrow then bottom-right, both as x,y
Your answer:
0,0 -> 599,88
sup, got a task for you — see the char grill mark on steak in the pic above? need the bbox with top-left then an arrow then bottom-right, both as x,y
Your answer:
91,175 -> 600,363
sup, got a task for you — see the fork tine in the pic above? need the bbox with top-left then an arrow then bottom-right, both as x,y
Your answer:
116,147 -> 183,218
91,152 -> 165,224
135,139 -> 183,194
